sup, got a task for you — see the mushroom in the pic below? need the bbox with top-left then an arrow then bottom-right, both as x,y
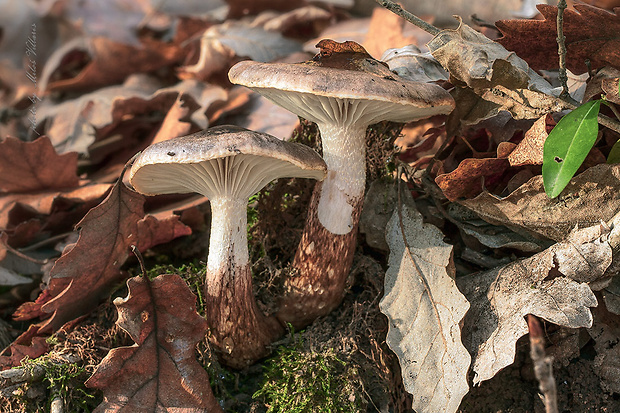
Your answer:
128,125 -> 326,368
229,40 -> 455,327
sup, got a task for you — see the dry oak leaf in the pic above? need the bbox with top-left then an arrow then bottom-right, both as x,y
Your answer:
457,222 -> 608,384
461,163 -> 620,241
227,0 -> 306,19
85,274 -> 222,412
41,36 -> 184,93
0,325 -> 48,371
179,21 -> 301,80
508,114 -> 555,167
0,183 -> 111,230
380,188 -> 470,413
583,66 -> 620,104
435,157 -> 509,202
382,45 -> 448,83
0,137 -> 79,194
34,179 -> 190,335
427,18 -> 557,95
497,4 -> 620,74
37,74 -> 162,154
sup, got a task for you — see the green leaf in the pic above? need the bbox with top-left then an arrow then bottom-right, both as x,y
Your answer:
543,100 -> 601,198
608,139 -> 620,164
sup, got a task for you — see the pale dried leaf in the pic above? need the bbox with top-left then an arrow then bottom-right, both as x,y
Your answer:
428,19 -> 558,95
380,188 -> 470,413
38,74 -> 161,153
219,90 -> 299,140
0,267 -> 32,286
182,21 -> 301,77
508,114 -> 551,167
458,222 -> 607,384
381,45 -> 448,83
461,164 -> 620,241
461,221 -> 547,253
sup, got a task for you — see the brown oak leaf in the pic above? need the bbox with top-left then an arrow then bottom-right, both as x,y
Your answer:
43,37 -> 185,93
497,4 -> 620,74
0,325 -> 49,371
0,137 -> 79,194
85,274 -> 222,412
28,179 -> 190,335
435,154 -> 510,202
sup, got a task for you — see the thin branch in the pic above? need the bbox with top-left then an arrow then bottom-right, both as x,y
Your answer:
374,0 -> 440,36
527,315 -> 559,413
556,0 -> 569,98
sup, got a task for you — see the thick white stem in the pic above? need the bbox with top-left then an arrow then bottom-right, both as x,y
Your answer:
206,197 -> 248,276
316,123 -> 367,235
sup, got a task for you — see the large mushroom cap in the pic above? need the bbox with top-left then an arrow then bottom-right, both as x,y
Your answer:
129,125 -> 326,199
228,40 -> 455,125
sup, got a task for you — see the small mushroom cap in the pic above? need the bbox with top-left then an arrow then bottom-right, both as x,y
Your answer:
228,40 -> 455,126
129,125 -> 326,199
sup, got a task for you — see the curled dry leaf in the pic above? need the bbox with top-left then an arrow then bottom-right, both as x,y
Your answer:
508,114 -> 554,167
38,74 -> 162,153
0,325 -> 48,371
428,18 -> 557,95
258,6 -> 333,38
461,164 -> 620,241
457,221 -> 610,384
380,187 -> 470,413
226,0 -> 306,19
0,137 -> 79,193
382,45 -> 448,83
180,22 -> 301,80
497,4 -> 620,74
42,36 -> 184,93
0,183 -> 111,230
85,274 -> 222,412
435,156 -> 509,202
30,179 -> 190,335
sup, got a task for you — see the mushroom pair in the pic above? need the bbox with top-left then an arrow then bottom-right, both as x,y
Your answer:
229,40 -> 455,328
129,125 -> 326,368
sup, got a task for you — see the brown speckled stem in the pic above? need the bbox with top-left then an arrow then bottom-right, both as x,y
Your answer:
204,198 -> 282,369
204,263 -> 282,369
277,181 -> 363,328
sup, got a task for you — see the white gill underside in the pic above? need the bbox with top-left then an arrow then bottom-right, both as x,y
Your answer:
132,154 -> 317,200
256,90 -> 387,235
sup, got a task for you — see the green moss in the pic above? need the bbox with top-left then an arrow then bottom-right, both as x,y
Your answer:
254,334 -> 366,413
15,355 -> 99,413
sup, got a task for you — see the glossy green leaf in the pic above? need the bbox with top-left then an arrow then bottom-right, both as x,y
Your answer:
608,139 -> 620,164
543,100 -> 601,198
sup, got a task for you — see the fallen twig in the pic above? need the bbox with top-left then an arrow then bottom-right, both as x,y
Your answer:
527,315 -> 558,413
556,0 -> 569,98
373,0 -> 440,35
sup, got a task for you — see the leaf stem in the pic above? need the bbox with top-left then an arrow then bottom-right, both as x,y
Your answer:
556,0 -> 569,98
374,0 -> 440,36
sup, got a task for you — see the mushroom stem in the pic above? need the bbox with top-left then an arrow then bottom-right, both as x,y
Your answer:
278,123 -> 367,328
205,197 -> 282,368
315,124 -> 367,235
